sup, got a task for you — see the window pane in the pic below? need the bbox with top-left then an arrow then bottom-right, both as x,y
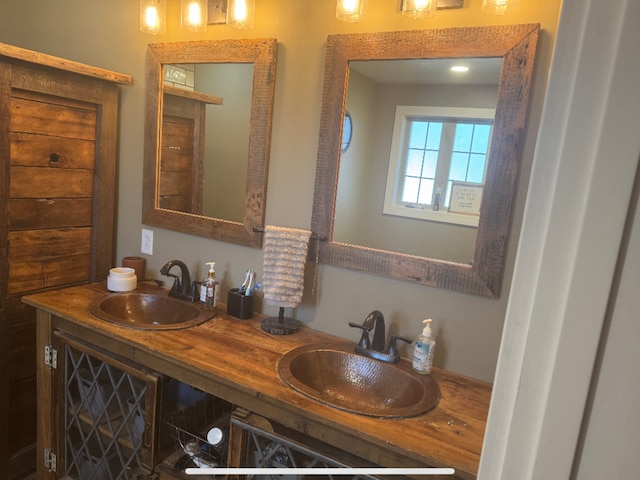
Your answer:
425,122 -> 443,150
423,150 -> 438,178
406,149 -> 424,177
408,121 -> 428,149
471,124 -> 491,153
467,154 -> 486,183
402,177 -> 420,203
453,123 -> 474,151
417,179 -> 434,204
449,152 -> 469,181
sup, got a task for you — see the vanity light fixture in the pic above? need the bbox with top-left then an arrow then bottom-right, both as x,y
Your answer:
481,0 -> 520,15
336,0 -> 368,23
227,0 -> 255,29
401,0 -> 437,19
140,0 -> 166,34
181,0 -> 208,31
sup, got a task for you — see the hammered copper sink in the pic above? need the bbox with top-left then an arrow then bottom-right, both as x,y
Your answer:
278,343 -> 440,418
89,293 -> 214,330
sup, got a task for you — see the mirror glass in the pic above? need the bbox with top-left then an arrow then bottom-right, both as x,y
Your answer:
143,39 -> 277,248
160,63 -> 253,223
334,58 -> 502,264
311,25 -> 540,297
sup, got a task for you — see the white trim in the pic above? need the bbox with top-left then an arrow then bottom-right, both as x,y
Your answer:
479,0 -> 640,478
383,204 -> 480,227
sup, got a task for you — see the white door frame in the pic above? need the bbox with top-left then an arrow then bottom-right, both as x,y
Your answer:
479,0 -> 640,478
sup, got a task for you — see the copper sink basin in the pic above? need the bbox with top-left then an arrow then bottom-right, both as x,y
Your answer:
89,293 -> 214,330
278,343 -> 440,418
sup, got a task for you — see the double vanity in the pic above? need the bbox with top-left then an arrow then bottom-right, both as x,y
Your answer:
26,282 -> 491,479
0,17 -> 542,479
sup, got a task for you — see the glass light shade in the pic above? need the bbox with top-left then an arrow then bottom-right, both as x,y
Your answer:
481,0 -> 520,15
181,0 -> 208,32
140,0 -> 166,34
336,0 -> 369,23
402,0 -> 437,19
227,0 -> 255,29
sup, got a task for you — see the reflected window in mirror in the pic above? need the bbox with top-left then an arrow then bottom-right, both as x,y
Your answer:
381,106 -> 494,228
341,111 -> 352,153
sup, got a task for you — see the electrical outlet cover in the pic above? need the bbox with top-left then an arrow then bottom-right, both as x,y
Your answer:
141,229 -> 153,255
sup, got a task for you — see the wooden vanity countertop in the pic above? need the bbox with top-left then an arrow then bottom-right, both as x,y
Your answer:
24,282 -> 492,479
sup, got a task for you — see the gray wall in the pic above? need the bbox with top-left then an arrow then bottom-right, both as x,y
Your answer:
0,0 -> 562,382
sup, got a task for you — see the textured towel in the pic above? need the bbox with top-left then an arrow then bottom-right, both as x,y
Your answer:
263,226 -> 312,308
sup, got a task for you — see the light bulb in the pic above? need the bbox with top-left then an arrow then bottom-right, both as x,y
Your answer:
336,0 -> 368,23
145,7 -> 159,28
140,0 -> 166,35
233,1 -> 247,22
402,0 -> 436,19
481,0 -> 520,15
188,3 -> 201,25
228,0 -> 255,28
181,0 -> 207,32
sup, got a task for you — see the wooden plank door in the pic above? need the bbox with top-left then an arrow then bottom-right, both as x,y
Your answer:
5,88 -> 98,475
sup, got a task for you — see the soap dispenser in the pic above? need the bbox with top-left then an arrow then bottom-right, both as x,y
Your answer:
200,262 -> 219,308
412,318 -> 436,374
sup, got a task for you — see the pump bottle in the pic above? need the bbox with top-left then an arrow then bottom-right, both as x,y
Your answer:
200,262 -> 219,308
412,318 -> 436,374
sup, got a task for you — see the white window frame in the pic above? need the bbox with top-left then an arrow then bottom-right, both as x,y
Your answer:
383,105 -> 495,227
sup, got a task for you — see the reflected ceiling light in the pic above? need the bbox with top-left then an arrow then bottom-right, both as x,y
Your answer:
450,65 -> 470,72
181,0 -> 208,31
481,0 -> 520,15
336,0 -> 368,23
140,0 -> 166,35
227,0 -> 255,29
402,0 -> 437,19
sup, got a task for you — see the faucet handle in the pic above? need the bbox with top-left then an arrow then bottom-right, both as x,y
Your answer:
384,335 -> 413,363
164,272 -> 181,292
348,322 -> 371,349
348,320 -> 371,331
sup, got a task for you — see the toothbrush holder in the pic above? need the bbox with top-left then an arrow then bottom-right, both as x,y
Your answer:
227,288 -> 254,319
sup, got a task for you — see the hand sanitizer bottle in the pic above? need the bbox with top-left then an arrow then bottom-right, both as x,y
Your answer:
412,318 -> 436,374
200,262 -> 218,308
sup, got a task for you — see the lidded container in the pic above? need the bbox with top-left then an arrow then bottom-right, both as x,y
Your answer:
107,267 -> 137,292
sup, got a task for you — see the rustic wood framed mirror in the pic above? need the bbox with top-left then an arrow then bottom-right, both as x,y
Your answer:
311,25 -> 539,297
143,38 -> 277,248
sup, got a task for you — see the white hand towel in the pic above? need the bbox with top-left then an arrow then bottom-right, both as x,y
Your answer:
262,226 -> 311,308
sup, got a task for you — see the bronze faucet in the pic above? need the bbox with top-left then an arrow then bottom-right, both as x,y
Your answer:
160,260 -> 198,302
349,310 -> 412,364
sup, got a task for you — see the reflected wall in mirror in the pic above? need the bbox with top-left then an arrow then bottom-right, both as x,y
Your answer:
143,39 -> 277,248
311,25 -> 540,297
334,57 -> 502,264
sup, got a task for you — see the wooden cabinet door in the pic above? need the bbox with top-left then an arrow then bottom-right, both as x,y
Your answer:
52,332 -> 162,480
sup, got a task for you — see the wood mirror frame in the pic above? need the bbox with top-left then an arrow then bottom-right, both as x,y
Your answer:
143,39 -> 277,248
311,24 -> 539,297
